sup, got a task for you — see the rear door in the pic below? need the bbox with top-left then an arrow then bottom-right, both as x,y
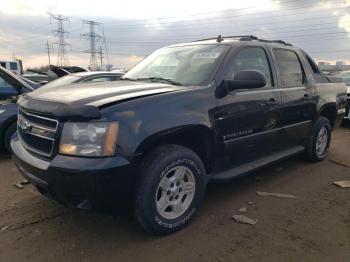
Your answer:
215,45 -> 283,162
270,48 -> 316,147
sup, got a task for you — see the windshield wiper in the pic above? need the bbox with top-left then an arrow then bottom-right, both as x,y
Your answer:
136,77 -> 183,86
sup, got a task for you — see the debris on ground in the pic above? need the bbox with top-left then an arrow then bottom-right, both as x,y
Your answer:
13,179 -> 30,189
333,181 -> 350,189
329,159 -> 350,168
232,215 -> 257,225
21,179 -> 30,185
256,191 -> 297,199
1,226 -> 9,232
275,167 -> 284,172
248,201 -> 254,205
14,183 -> 24,190
238,207 -> 247,213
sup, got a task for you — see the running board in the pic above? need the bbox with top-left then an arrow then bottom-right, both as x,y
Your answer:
211,146 -> 305,182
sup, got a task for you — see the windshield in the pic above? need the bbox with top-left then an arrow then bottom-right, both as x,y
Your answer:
123,44 -> 229,86
42,74 -> 80,89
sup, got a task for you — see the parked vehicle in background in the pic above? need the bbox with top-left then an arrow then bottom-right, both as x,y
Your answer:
0,66 -> 35,152
11,35 -> 347,235
0,60 -> 22,76
19,76 -> 41,89
23,65 -> 89,85
336,70 -> 350,120
41,71 -> 123,89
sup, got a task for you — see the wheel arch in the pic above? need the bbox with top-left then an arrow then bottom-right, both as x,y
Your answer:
318,103 -> 337,129
134,124 -> 216,172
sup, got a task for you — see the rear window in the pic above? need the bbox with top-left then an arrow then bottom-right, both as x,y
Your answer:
273,49 -> 304,88
10,62 -> 18,70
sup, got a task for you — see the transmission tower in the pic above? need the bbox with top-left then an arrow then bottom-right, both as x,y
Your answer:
81,20 -> 105,70
48,13 -> 71,66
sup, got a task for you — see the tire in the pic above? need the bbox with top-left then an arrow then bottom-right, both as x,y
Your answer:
305,116 -> 331,162
4,122 -> 17,153
134,144 -> 206,235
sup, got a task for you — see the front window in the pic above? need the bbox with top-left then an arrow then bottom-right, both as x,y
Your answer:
123,44 -> 229,86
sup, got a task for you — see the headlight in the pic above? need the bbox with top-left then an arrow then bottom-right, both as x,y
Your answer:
59,122 -> 118,157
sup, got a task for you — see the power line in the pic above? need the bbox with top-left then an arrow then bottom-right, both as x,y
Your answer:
48,13 -> 71,66
102,0 -> 348,29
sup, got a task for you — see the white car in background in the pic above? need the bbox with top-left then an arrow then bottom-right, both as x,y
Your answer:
0,60 -> 22,76
337,71 -> 350,120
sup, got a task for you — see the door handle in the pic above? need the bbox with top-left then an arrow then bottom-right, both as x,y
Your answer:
266,98 -> 277,106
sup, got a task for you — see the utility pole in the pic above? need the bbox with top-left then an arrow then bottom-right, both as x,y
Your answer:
81,20 -> 106,70
48,13 -> 71,66
99,46 -> 104,67
46,40 -> 52,65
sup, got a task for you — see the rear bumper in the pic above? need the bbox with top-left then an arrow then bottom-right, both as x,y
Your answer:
11,134 -> 136,209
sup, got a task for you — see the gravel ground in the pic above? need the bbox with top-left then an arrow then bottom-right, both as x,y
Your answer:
0,124 -> 349,262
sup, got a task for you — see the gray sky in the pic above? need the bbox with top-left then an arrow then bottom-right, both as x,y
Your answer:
0,0 -> 349,69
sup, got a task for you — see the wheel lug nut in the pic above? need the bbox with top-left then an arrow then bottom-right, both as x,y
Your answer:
170,183 -> 174,188
169,197 -> 173,201
167,190 -> 171,195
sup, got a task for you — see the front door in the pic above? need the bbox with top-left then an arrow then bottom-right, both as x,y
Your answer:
214,45 -> 283,164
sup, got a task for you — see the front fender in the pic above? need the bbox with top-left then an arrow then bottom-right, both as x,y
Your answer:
99,86 -> 217,160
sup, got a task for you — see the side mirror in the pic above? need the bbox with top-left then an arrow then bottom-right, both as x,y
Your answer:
224,70 -> 267,91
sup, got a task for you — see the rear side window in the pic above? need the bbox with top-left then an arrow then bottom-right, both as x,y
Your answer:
273,49 -> 304,88
10,62 -> 18,70
0,62 -> 6,68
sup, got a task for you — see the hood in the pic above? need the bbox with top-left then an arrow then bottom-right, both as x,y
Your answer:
18,80 -> 186,120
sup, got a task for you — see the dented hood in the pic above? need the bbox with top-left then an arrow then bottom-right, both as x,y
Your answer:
18,80 -> 185,119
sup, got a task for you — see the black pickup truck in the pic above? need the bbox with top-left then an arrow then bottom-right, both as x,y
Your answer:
11,36 -> 347,235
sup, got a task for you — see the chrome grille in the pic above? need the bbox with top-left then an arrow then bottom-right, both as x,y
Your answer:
17,110 -> 58,157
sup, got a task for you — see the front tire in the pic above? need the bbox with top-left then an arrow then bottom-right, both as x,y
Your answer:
134,145 -> 206,235
305,116 -> 331,162
4,122 -> 17,153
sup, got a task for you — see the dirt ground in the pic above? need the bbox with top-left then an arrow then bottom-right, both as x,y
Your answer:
0,125 -> 349,262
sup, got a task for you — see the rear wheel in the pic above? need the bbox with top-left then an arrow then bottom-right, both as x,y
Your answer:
305,117 -> 331,162
4,122 -> 17,153
134,145 -> 206,235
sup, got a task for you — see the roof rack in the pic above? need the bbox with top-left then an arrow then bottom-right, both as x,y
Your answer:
194,35 -> 292,46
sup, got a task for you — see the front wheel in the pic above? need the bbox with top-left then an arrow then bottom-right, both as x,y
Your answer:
134,145 -> 206,235
4,122 -> 17,153
305,116 -> 331,162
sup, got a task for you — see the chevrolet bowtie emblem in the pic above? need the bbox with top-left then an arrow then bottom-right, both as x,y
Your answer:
19,120 -> 32,133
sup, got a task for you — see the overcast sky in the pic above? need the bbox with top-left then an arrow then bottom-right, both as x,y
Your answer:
0,0 -> 349,69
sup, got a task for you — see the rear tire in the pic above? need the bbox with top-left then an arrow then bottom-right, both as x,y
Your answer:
305,117 -> 331,162
134,145 -> 206,235
4,122 -> 17,153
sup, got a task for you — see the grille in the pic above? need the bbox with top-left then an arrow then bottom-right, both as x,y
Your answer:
17,110 -> 58,157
